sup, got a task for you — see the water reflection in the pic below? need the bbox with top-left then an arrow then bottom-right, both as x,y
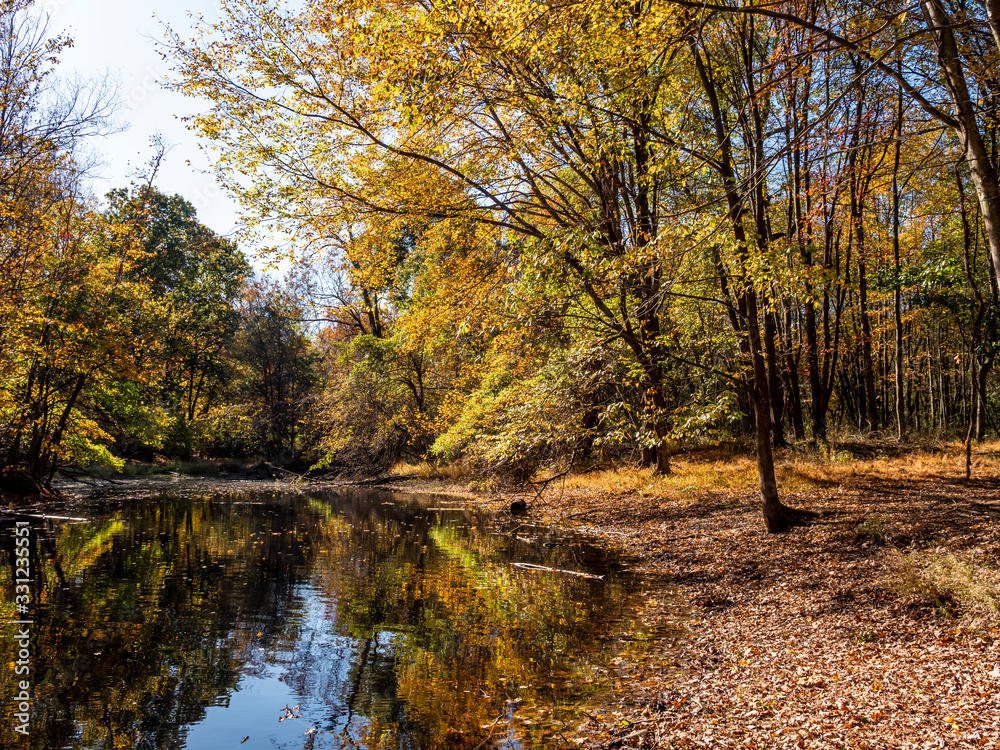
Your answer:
0,484 -> 641,749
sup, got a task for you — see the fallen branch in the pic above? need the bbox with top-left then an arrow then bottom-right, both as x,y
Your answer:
559,509 -> 602,521
963,499 -> 1000,512
264,462 -> 311,483
512,562 -> 604,579
470,712 -> 506,750
342,473 -> 419,487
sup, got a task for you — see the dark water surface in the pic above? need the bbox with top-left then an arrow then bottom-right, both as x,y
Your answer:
0,481 -> 651,749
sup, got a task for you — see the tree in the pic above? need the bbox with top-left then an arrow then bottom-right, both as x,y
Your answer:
670,0 -> 1000,302
168,0 -> 708,475
102,186 -> 250,456
164,0 -> 1000,528
224,281 -> 319,460
0,195 -> 164,485
0,0 -> 123,489
166,0 -> 837,527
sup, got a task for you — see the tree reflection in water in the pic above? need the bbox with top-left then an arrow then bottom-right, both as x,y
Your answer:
0,485 -> 644,749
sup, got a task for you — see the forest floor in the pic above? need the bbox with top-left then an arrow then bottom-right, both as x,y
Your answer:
384,440 -> 1000,749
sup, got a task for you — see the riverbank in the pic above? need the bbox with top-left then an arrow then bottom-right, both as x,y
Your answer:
381,443 -> 1000,749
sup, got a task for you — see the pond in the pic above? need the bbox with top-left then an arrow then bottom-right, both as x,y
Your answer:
0,481 -> 658,749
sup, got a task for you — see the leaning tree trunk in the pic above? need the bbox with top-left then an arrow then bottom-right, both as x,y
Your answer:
43,373 -> 87,484
921,0 -> 1000,296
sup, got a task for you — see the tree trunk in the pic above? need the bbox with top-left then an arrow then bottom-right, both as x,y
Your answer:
966,361 -> 978,479
805,298 -> 826,441
892,93 -> 906,440
577,406 -> 600,460
781,299 -> 806,440
692,42 -> 804,531
976,362 -> 991,439
747,293 -> 789,532
921,0 -> 1000,295
42,373 -> 87,484
858,248 -> 878,431
763,303 -> 788,447
645,368 -> 671,476
847,90 -> 878,432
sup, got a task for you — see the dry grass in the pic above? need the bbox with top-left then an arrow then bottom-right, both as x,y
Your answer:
548,439 -> 1000,499
393,439 -> 1000,504
391,459 -> 475,480
890,548 -> 1000,620
391,460 -> 438,479
557,459 -> 758,498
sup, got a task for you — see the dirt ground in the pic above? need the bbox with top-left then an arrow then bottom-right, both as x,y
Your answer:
384,443 -> 1000,749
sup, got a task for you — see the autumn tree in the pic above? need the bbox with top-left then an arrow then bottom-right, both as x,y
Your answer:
167,0 -> 714,475
1,0 -> 116,392
213,281 -> 319,461
161,0 -> 1000,528
0,0 -> 129,489
102,186 -> 251,456
0,193 -> 168,485
673,0 -> 1000,304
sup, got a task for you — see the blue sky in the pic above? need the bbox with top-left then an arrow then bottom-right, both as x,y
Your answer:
46,0 -> 240,242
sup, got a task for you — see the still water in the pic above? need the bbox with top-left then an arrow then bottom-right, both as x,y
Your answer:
0,482 -> 647,749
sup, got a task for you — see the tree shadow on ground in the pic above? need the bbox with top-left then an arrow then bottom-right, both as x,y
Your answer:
586,469 -> 1000,616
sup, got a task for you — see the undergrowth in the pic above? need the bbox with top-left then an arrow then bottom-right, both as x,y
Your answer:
890,549 -> 1000,621
392,460 -> 474,480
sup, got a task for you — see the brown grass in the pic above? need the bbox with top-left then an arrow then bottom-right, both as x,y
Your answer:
545,439 -> 1000,499
391,459 -> 475,480
890,548 -> 1000,620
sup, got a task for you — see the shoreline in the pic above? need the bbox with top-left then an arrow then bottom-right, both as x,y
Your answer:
374,472 -> 1000,749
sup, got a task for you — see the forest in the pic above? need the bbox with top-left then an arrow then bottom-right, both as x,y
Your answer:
2,0 -> 1000,535
4,1 -> 1000,747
